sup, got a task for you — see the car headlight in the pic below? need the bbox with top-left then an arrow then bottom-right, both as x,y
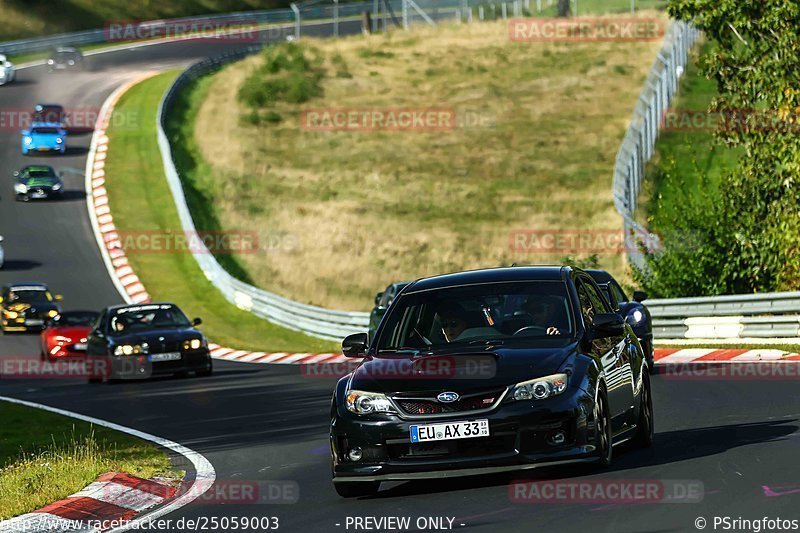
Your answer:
47,59 -> 54,64
345,390 -> 397,415
631,309 -> 644,324
114,343 -> 148,356
55,335 -> 72,343
23,136 -> 32,145
3,310 -> 18,319
47,310 -> 59,318
512,373 -> 568,401
52,182 -> 63,191
56,138 -> 63,144
183,338 -> 203,350
14,184 -> 28,194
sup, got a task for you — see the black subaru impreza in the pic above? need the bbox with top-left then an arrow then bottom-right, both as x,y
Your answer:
330,266 -> 653,497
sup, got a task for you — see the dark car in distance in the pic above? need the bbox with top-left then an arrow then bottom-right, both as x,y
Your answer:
0,283 -> 63,332
368,282 -> 409,339
86,302 -> 212,382
14,165 -> 65,201
47,47 -> 84,71
586,269 -> 653,368
330,266 -> 653,497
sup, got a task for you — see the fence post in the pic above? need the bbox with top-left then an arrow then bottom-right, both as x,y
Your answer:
333,0 -> 339,37
290,2 -> 300,40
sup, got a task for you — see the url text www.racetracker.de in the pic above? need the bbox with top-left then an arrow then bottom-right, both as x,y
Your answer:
695,516 -> 800,532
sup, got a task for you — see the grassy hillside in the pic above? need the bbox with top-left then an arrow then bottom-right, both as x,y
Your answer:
170,16 -> 666,310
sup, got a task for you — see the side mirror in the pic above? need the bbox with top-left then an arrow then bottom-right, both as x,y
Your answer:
0,235 -> 4,242
592,313 -> 625,337
92,328 -> 104,338
374,292 -> 384,307
633,290 -> 647,303
54,294 -> 63,301
342,333 -> 368,358
12,171 -> 19,177
192,317 -> 202,326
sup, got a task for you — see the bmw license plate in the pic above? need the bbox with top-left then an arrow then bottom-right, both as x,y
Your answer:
149,352 -> 181,362
24,319 -> 44,326
410,419 -> 489,443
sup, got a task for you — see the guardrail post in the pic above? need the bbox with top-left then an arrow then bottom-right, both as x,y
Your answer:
333,0 -> 340,37
290,3 -> 301,40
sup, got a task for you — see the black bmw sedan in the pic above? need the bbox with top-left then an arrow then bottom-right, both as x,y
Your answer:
86,302 -> 212,382
330,266 -> 653,497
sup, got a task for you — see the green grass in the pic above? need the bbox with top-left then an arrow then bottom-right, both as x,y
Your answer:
0,401 -> 177,520
103,71 -> 338,353
638,42 -> 743,233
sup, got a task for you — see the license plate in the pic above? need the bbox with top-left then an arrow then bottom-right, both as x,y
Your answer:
73,343 -> 87,351
410,419 -> 489,443
149,352 -> 181,362
38,147 -> 51,151
31,193 -> 46,199
24,319 -> 44,326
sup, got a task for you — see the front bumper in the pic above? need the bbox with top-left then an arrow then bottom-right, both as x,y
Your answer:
331,388 -> 598,482
2,317 -> 51,332
87,349 -> 211,380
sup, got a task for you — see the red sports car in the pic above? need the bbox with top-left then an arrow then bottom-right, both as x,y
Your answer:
40,310 -> 99,360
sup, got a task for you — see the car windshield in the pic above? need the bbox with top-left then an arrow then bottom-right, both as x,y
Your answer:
54,311 -> 98,327
376,281 -> 575,351
7,289 -> 52,304
34,108 -> 64,123
108,304 -> 191,336
31,127 -> 60,134
25,169 -> 57,182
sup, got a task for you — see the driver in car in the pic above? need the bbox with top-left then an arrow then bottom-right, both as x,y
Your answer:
522,296 -> 563,336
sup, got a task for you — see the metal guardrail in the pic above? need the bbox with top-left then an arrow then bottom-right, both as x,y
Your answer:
647,292 -> 800,339
612,21 -> 700,270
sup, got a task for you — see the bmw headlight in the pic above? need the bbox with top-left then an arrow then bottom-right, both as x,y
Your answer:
512,373 -> 568,401
47,310 -> 59,318
23,136 -> 32,145
114,343 -> 148,356
3,310 -> 18,319
14,184 -> 28,194
183,338 -> 204,350
52,182 -> 63,191
345,390 -> 397,415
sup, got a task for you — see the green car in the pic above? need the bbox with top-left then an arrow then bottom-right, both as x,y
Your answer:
13,165 -> 65,201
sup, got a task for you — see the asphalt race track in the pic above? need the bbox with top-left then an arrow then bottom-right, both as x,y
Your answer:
1,21 -> 799,533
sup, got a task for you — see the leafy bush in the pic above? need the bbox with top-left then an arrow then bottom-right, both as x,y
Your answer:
237,43 -> 324,124
639,0 -> 800,295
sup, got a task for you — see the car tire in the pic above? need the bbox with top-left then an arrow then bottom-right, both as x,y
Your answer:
593,386 -> 613,468
333,481 -> 380,498
16,195 -> 28,202
633,372 -> 654,448
196,359 -> 213,377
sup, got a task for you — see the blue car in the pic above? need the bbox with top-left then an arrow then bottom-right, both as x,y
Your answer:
21,123 -> 67,155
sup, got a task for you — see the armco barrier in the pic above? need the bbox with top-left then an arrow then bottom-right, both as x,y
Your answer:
647,292 -> 800,339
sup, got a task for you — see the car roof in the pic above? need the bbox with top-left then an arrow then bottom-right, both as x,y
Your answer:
29,122 -> 63,129
584,269 -> 615,283
55,47 -> 78,52
22,165 -> 56,173
405,266 -> 572,293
